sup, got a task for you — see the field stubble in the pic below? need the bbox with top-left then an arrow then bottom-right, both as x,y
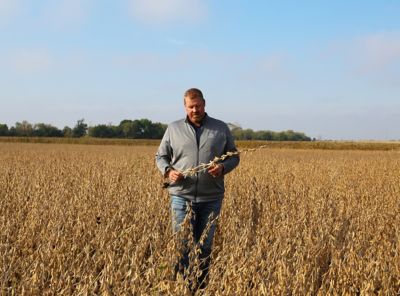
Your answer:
0,142 -> 399,295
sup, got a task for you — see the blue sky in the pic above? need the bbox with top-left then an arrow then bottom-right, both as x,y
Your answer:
0,0 -> 399,140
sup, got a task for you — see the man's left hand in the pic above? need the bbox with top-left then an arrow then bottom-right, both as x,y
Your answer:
208,164 -> 224,178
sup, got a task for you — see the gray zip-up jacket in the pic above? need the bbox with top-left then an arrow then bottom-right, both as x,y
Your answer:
156,114 -> 240,202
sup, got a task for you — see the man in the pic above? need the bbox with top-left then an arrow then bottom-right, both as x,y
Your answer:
155,88 -> 240,290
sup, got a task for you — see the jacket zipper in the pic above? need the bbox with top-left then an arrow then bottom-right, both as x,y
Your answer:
194,127 -> 199,203
189,122 -> 200,203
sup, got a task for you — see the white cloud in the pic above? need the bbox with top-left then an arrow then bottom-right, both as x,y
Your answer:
166,37 -> 186,46
347,32 -> 400,88
113,50 -> 221,71
245,53 -> 293,82
43,0 -> 92,28
0,0 -> 91,29
4,49 -> 53,74
354,32 -> 400,72
112,50 -> 291,78
128,0 -> 207,25
322,32 -> 400,87
0,0 -> 20,25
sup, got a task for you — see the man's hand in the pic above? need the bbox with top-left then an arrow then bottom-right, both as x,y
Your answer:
167,169 -> 184,183
208,164 -> 224,178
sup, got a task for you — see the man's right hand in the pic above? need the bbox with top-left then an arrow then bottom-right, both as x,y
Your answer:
167,169 -> 184,184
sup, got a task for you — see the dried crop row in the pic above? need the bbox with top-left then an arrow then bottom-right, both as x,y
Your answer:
0,143 -> 399,295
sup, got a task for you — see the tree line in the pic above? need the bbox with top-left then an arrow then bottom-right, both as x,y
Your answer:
0,119 -> 311,141
0,119 -> 167,139
230,126 -> 311,141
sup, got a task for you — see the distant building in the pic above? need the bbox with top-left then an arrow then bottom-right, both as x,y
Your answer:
227,122 -> 241,132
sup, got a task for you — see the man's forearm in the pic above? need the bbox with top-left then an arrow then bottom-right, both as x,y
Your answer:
221,156 -> 240,175
155,155 -> 172,175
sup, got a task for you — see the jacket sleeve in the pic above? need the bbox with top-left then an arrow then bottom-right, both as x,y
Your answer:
221,125 -> 240,175
155,127 -> 173,176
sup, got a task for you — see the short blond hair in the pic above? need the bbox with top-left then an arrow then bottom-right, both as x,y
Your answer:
184,88 -> 204,102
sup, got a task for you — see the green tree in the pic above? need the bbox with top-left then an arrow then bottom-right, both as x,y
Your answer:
63,126 -> 73,137
15,121 -> 33,137
33,123 -> 63,137
254,130 -> 273,140
0,124 -> 8,136
8,127 -> 16,136
232,128 -> 254,140
149,122 -> 167,139
118,119 -> 166,139
119,120 -> 141,138
89,124 -> 116,138
231,125 -> 310,141
138,118 -> 154,138
72,119 -> 88,138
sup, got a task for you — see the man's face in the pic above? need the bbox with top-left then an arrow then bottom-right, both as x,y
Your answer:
184,96 -> 206,125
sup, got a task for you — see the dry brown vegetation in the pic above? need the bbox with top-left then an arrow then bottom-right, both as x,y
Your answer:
1,137 -> 400,151
1,142 -> 399,295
